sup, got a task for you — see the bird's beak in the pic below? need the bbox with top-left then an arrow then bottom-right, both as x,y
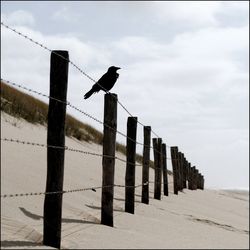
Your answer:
116,67 -> 121,70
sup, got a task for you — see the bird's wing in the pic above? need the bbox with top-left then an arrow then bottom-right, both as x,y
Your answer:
96,73 -> 110,91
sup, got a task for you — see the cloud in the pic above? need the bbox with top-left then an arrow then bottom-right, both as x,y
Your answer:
1,2 -> 249,189
1,15 -> 248,135
215,1 -> 249,27
52,6 -> 77,23
107,23 -> 249,143
112,25 -> 248,98
152,1 -> 220,28
1,10 -> 35,26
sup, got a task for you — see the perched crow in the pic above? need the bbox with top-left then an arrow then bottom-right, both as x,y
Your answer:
84,66 -> 121,99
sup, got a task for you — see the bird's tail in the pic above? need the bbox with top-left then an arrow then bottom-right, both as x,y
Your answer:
84,88 -> 95,99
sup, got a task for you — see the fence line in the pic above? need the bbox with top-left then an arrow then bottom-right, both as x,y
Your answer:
1,78 -> 172,158
1,82 -> 201,192
1,79 -> 142,146
1,22 -> 205,247
1,21 -> 165,144
1,180 -> 174,199
0,137 -> 145,166
0,182 -> 150,199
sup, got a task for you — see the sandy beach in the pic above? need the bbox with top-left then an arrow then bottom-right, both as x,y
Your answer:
1,112 -> 249,249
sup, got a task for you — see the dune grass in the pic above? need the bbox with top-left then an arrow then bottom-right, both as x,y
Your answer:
1,80 -> 159,168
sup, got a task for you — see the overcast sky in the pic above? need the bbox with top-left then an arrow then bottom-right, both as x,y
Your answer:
1,1 -> 249,190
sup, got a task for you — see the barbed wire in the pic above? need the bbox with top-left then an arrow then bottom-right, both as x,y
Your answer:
1,79 -> 147,149
1,137 -> 173,171
0,137 -> 144,166
0,182 -> 150,199
1,79 -> 173,159
1,137 -> 174,198
1,79 -> 173,161
0,22 -> 95,83
1,180 -> 174,199
0,79 -> 145,147
1,21 -> 167,146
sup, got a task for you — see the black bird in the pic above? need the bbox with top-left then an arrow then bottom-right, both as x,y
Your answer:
84,66 -> 121,99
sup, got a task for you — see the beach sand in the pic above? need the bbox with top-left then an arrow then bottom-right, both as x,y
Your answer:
1,112 -> 249,249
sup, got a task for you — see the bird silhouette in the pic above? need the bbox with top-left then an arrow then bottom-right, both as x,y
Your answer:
84,66 -> 121,99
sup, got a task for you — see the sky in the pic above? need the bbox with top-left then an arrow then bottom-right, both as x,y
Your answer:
1,1 -> 249,190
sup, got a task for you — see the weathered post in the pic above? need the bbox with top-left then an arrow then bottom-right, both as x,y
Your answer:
183,155 -> 187,189
188,166 -> 194,190
198,173 -> 201,189
170,146 -> 179,195
177,151 -> 183,191
162,143 -> 169,196
188,163 -> 193,190
199,174 -> 201,189
201,175 -> 205,190
125,117 -> 137,214
153,138 -> 162,200
101,93 -> 117,226
193,167 -> 198,190
141,126 -> 151,204
43,50 -> 69,249
186,161 -> 189,187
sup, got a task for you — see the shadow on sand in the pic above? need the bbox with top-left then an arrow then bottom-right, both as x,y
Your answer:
19,207 -> 100,224
1,240 -> 42,248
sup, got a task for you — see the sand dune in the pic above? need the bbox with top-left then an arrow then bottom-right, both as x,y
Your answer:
1,112 -> 249,249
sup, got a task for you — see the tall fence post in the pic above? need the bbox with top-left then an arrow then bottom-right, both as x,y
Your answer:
193,168 -> 198,190
162,143 -> 169,196
197,173 -> 201,189
177,151 -> 183,191
125,117 -> 137,214
153,138 -> 162,200
170,146 -> 179,195
141,126 -> 151,204
182,155 -> 186,189
43,50 -> 69,249
201,175 -> 205,190
190,166 -> 195,190
188,163 -> 192,190
101,93 -> 117,227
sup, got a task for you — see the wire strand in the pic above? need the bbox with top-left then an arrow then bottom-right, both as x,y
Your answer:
1,21 -> 168,146
1,79 -> 170,157
0,182 -> 150,199
0,137 -> 144,166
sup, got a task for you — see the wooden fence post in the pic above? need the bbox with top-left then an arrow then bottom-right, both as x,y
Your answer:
125,117 -> 137,214
177,151 -> 183,191
188,163 -> 192,190
141,126 -> 151,204
153,138 -> 162,200
170,146 -> 179,195
162,143 -> 169,196
182,155 -> 186,189
101,93 -> 117,227
193,167 -> 198,190
186,161 -> 189,188
43,50 -> 69,249
198,171 -> 201,189
191,164 -> 194,190
198,173 -> 201,189
201,175 -> 205,190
